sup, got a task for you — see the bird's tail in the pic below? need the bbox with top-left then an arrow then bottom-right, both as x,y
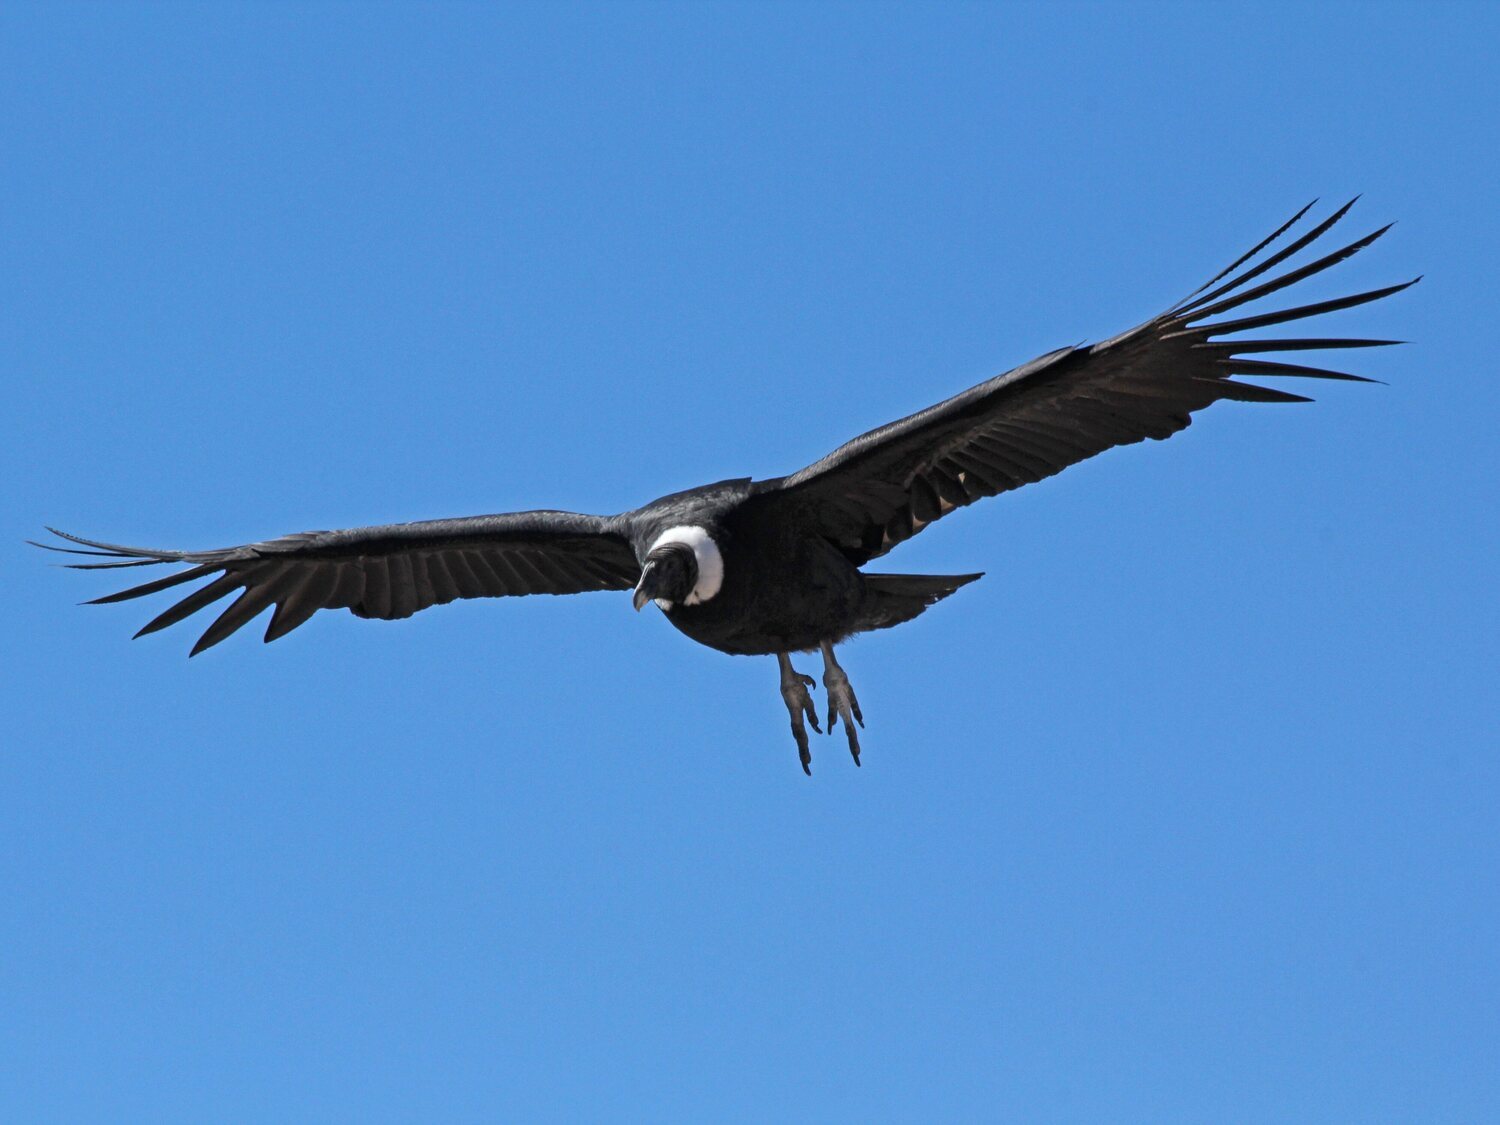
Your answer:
855,572 -> 983,633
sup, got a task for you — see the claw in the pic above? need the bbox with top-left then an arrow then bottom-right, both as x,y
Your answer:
785,701 -> 814,772
839,714 -> 862,766
819,642 -> 864,766
778,652 -> 821,775
827,691 -> 861,761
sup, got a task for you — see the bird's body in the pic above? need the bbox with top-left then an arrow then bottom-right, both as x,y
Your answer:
38,201 -> 1414,772
636,483 -> 876,656
653,507 -> 862,657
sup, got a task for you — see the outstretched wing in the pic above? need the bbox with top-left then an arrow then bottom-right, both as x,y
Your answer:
750,199 -> 1416,565
35,511 -> 641,655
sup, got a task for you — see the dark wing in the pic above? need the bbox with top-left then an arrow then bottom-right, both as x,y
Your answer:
35,511 -> 641,655
749,199 -> 1416,565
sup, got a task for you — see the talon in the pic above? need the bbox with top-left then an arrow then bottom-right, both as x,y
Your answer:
819,642 -> 865,767
778,653 -> 822,773
844,724 -> 861,765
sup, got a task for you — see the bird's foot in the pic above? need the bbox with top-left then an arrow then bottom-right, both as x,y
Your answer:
822,663 -> 864,766
777,655 -> 822,775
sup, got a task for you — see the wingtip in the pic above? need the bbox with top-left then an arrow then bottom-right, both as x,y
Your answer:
188,626 -> 233,658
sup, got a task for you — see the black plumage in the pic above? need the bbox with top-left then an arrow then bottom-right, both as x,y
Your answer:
37,201 -> 1413,772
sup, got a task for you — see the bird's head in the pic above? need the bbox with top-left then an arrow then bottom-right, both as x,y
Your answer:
632,542 -> 698,612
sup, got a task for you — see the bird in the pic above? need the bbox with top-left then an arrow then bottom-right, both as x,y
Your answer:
36,200 -> 1413,773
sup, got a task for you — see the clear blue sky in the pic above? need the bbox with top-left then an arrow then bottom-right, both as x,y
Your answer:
6,2 -> 1497,1120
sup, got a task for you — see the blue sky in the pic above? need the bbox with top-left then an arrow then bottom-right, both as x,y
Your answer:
5,2 -> 1497,1120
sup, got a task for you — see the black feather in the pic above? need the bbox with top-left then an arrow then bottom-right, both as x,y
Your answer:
1194,279 -> 1419,337
135,573 -> 244,639
1176,198 -> 1358,316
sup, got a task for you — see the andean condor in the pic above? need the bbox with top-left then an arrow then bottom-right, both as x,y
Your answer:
37,200 -> 1414,773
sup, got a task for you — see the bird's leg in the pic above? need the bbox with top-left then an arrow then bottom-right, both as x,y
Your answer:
777,652 -> 821,775
820,641 -> 864,766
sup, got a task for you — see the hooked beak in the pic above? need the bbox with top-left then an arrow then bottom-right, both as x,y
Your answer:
632,562 -> 655,611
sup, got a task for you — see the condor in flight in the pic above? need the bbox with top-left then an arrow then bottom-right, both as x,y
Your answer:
38,201 -> 1413,773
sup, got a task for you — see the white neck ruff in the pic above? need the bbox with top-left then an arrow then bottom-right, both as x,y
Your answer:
648,525 -> 724,606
